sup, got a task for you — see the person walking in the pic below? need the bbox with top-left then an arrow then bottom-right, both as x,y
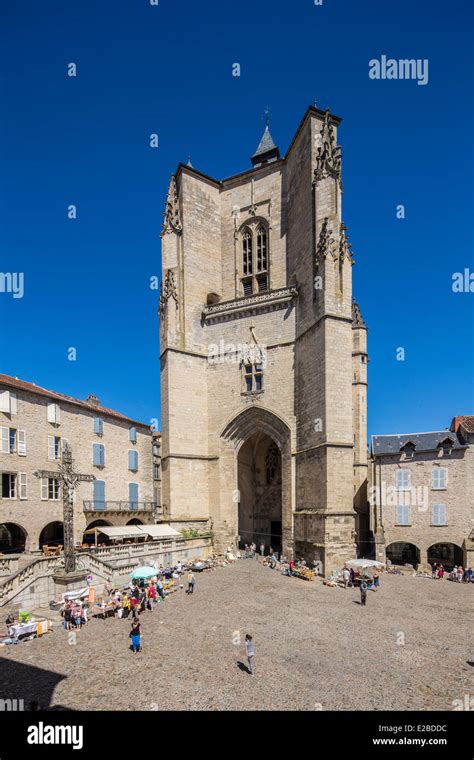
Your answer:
129,618 -> 142,654
360,579 -> 368,606
187,571 -> 196,595
245,634 -> 255,676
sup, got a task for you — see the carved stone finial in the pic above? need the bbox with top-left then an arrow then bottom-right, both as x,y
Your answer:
315,217 -> 337,266
352,298 -> 366,328
158,269 -> 178,319
161,175 -> 182,236
339,223 -> 355,265
313,109 -> 342,189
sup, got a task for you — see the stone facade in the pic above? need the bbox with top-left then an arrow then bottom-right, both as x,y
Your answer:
370,419 -> 474,569
0,375 -> 155,553
159,105 -> 368,574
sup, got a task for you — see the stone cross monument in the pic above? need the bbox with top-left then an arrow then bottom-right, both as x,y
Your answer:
34,443 -> 95,573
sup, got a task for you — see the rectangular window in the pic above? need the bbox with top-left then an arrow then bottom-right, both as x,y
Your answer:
244,363 -> 264,393
47,403 -> 61,424
18,430 -> 26,456
93,417 -> 104,436
128,450 -> 139,472
254,364 -> 263,391
48,435 -> 61,460
0,391 -> 17,414
93,443 -> 105,467
19,472 -> 27,500
256,273 -> 268,292
1,473 -> 17,499
432,467 -> 447,490
395,504 -> 411,525
395,469 -> 411,491
244,365 -> 253,393
432,503 -> 447,525
8,429 -> 16,454
129,427 -> 137,443
48,478 -> 60,500
242,277 -> 253,297
92,479 -> 105,509
129,482 -> 139,509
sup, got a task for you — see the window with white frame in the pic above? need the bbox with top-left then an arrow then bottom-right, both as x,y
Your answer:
432,503 -> 447,525
0,427 -> 23,454
41,477 -> 60,500
0,391 -> 17,414
47,403 -> 61,424
395,469 -> 411,491
395,504 -> 411,525
1,473 -> 17,499
48,435 -> 62,460
432,467 -> 448,490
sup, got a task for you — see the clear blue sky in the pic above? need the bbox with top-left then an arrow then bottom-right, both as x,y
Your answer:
1,0 -> 473,439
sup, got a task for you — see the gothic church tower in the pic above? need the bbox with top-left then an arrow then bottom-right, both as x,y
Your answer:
159,105 -> 368,574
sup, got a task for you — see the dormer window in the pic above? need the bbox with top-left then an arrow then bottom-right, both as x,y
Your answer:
438,437 -> 454,456
400,441 -> 416,460
240,221 -> 269,296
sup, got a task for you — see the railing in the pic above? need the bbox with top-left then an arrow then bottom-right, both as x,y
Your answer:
83,501 -> 159,512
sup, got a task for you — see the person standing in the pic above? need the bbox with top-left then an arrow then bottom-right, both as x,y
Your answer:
260,542 -> 265,558
130,618 -> 142,654
245,634 -> 255,676
360,579 -> 368,606
343,567 -> 350,588
187,571 -> 195,595
157,577 -> 165,601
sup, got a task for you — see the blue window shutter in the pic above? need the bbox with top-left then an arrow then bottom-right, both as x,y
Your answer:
93,444 -> 100,465
134,451 -> 139,470
129,427 -> 137,443
128,450 -> 133,470
100,444 -> 105,466
129,482 -> 138,509
93,480 -> 105,508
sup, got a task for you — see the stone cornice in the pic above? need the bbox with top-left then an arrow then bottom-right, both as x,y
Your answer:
202,287 -> 298,323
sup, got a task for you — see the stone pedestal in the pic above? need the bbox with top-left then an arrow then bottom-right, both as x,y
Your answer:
52,570 -> 88,598
373,528 -> 386,564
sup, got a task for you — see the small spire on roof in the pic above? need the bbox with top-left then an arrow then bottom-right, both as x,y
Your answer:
186,156 -> 193,167
251,108 -> 280,167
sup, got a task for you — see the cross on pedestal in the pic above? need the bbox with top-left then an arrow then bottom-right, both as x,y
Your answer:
34,443 -> 95,573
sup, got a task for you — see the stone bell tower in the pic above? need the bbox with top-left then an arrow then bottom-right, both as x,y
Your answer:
158,105 -> 368,574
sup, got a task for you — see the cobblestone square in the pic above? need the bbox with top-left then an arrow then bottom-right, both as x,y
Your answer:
1,561 -> 472,711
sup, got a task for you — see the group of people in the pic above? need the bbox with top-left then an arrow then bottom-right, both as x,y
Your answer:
431,564 -> 473,582
60,600 -> 88,630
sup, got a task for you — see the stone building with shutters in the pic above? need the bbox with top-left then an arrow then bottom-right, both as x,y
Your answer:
158,105 -> 369,574
0,374 -> 156,553
370,416 -> 474,570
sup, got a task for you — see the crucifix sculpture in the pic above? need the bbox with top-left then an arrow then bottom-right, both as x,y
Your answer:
34,443 -> 95,573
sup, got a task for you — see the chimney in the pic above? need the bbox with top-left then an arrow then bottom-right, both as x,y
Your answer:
86,394 -> 100,407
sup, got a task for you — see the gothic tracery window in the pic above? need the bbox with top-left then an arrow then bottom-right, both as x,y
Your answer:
241,222 -> 269,296
266,441 -> 279,484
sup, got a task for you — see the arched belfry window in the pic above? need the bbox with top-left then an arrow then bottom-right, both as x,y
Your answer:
241,221 -> 269,296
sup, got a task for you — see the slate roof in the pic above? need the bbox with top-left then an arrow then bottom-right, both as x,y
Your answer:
252,125 -> 278,158
372,430 -> 467,456
0,373 -> 152,430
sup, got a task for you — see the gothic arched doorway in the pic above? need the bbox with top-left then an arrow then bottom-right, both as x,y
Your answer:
238,432 -> 282,553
